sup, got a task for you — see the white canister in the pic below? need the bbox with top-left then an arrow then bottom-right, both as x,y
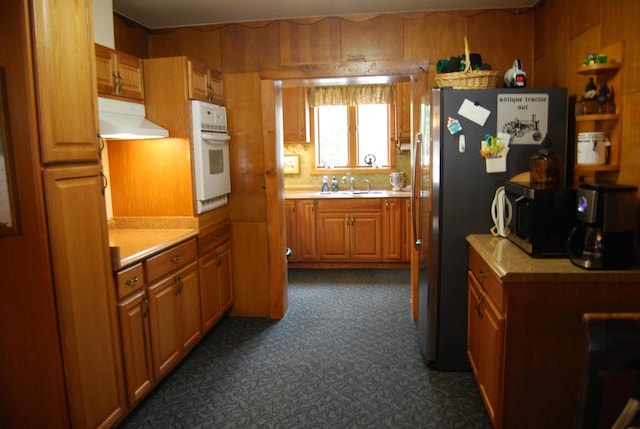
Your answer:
577,132 -> 607,165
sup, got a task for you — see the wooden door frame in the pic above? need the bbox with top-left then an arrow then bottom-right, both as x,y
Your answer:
259,60 -> 429,320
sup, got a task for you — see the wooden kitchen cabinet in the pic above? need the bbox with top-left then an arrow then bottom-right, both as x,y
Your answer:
43,165 -> 126,428
188,59 -> 224,104
316,199 -> 381,261
285,199 -> 317,261
467,236 -> 640,429
403,198 -> 413,261
146,238 -> 201,380
198,220 -> 233,333
382,198 -> 403,261
31,0 -> 100,164
396,81 -> 412,144
117,287 -> 153,406
467,254 -> 504,428
144,56 -> 224,137
283,87 -> 311,143
285,199 -> 298,259
95,43 -> 144,101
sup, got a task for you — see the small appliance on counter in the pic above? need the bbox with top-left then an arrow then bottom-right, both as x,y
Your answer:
568,183 -> 638,269
503,181 -> 577,257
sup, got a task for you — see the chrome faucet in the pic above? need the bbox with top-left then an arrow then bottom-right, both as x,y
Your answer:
342,173 -> 356,190
364,178 -> 370,192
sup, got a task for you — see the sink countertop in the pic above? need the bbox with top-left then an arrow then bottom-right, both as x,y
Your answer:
285,188 -> 412,199
108,217 -> 198,271
467,234 -> 640,283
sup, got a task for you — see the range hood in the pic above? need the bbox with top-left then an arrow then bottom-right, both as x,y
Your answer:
98,97 -> 169,139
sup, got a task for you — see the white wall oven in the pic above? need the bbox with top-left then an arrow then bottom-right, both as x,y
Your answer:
191,100 -> 231,214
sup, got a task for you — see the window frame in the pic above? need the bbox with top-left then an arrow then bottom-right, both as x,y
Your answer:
310,103 -> 397,175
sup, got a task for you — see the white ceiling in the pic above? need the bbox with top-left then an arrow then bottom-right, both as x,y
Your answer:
113,0 -> 540,29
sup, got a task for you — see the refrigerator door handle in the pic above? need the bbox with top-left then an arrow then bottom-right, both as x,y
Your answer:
412,132 -> 422,250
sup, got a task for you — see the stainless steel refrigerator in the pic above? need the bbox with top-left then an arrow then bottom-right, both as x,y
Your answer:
413,88 -> 568,370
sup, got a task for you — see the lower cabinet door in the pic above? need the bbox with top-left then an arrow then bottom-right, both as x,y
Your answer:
44,165 -> 126,428
148,276 -> 181,380
178,262 -> 202,351
118,290 -> 154,406
478,291 -> 504,427
199,250 -> 222,333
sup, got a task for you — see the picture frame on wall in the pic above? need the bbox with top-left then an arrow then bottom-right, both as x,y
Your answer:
283,154 -> 300,175
0,67 -> 20,237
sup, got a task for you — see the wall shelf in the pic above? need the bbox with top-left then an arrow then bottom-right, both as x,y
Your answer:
577,62 -> 621,75
575,113 -> 619,121
573,40 -> 624,183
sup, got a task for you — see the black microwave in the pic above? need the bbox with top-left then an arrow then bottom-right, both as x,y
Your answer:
503,181 -> 577,257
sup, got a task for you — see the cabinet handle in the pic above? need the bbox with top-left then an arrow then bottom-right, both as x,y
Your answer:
97,134 -> 105,160
345,215 -> 349,226
171,255 -> 181,264
175,275 -> 184,295
216,250 -> 222,267
117,72 -> 123,92
99,170 -> 108,196
214,234 -> 220,241
476,295 -> 484,319
112,72 -> 119,92
125,275 -> 139,286
142,295 -> 149,317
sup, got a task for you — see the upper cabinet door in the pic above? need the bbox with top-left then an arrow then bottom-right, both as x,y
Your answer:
31,0 -> 100,164
95,44 -> 118,95
95,44 -> 144,101
188,59 -> 209,102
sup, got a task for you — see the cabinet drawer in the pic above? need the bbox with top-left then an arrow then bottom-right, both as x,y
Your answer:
316,198 -> 381,212
198,220 -> 231,255
469,248 -> 504,312
145,239 -> 197,283
116,263 -> 145,299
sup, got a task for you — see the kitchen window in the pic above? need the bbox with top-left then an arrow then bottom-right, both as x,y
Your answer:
309,84 -> 396,173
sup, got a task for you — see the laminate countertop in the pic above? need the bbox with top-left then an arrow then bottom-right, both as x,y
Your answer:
108,217 -> 198,271
466,234 -> 640,283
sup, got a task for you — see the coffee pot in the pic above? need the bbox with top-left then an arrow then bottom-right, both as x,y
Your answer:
389,172 -> 405,191
567,183 -> 637,269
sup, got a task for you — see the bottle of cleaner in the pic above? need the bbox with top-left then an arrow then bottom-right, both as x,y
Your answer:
331,175 -> 339,192
321,176 -> 329,193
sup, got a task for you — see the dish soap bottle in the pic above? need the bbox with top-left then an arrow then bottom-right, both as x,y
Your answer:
321,176 -> 329,193
331,175 -> 339,192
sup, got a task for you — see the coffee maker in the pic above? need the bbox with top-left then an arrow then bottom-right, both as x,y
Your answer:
567,183 -> 638,269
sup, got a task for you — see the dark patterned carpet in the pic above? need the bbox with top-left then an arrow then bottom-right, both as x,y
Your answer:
118,269 -> 491,428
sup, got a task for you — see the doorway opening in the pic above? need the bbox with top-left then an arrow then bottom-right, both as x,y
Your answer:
259,60 -> 429,320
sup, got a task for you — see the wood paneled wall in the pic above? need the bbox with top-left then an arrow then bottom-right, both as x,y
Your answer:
112,2 -> 640,315
534,0 -> 640,247
115,10 -> 534,86
114,10 -> 538,318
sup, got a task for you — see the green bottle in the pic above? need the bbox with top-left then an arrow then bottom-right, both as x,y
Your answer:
331,175 -> 339,192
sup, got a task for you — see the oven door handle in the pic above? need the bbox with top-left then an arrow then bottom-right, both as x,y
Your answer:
201,132 -> 231,143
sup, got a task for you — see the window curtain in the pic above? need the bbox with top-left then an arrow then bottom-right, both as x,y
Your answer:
308,84 -> 396,106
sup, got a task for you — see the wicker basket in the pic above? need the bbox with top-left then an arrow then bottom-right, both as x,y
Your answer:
435,38 -> 500,89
